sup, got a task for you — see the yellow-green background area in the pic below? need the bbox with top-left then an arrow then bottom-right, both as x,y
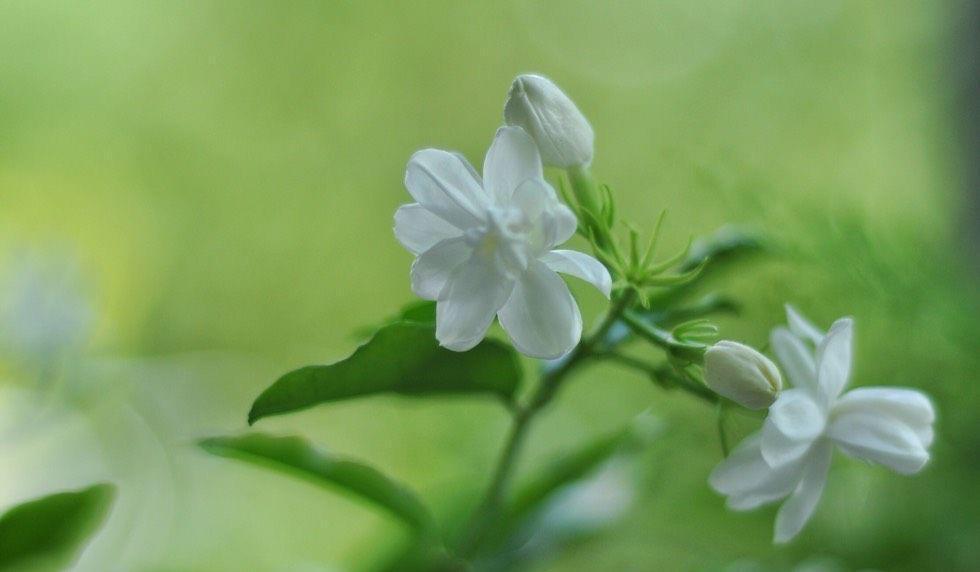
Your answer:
1,1 -> 977,571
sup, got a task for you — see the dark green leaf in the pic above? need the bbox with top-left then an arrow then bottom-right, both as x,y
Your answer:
0,484 -> 115,572
396,300 -> 436,324
249,321 -> 522,424
354,301 -> 437,339
200,433 -> 435,532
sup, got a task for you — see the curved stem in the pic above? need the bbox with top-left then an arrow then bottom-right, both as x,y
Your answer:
566,166 -> 615,251
621,309 -> 707,362
605,352 -> 718,404
717,401 -> 731,457
456,290 -> 635,558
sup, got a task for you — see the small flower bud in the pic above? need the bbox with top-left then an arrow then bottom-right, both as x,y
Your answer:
704,341 -> 782,409
504,74 -> 594,169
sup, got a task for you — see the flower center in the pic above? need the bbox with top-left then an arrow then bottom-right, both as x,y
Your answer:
464,206 -> 531,277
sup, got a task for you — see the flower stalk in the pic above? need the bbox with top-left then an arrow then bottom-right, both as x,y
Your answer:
566,165 -> 615,252
457,288 -> 636,558
620,309 -> 708,363
604,352 -> 718,404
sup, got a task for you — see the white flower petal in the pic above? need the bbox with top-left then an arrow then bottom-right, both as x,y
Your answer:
773,441 -> 832,543
825,410 -> 929,475
834,387 -> 936,447
540,250 -> 611,298
761,415 -> 816,468
785,304 -> 824,346
770,327 -> 817,391
394,203 -> 462,254
709,433 -> 806,510
767,389 -> 826,442
542,202 -> 578,248
511,178 -> 577,252
709,434 -> 766,494
435,255 -> 513,352
410,238 -> 471,300
405,149 -> 489,230
451,152 -> 483,185
512,177 -> 557,221
727,489 -> 792,511
483,126 -> 543,203
815,318 -> 854,399
497,260 -> 582,359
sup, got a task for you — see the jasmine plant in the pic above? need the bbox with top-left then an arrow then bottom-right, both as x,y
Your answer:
200,74 -> 936,571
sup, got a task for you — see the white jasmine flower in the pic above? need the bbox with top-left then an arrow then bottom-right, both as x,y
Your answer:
395,126 -> 611,358
0,252 -> 94,366
709,307 -> 935,543
504,74 -> 594,169
705,340 -> 783,409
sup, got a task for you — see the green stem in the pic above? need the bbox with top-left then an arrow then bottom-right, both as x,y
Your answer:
650,293 -> 740,328
566,166 -> 614,250
621,309 -> 707,363
566,166 -> 602,219
717,401 -> 730,457
456,290 -> 635,558
605,352 -> 718,404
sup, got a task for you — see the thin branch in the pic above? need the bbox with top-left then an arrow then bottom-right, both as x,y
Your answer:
717,401 -> 730,457
605,352 -> 718,404
621,310 -> 707,363
456,289 -> 637,558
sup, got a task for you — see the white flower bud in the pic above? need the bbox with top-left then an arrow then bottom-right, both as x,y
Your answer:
704,341 -> 782,410
503,74 -> 594,168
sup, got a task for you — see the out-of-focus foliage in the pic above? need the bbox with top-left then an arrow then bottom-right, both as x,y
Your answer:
0,1 -> 977,571
0,484 -> 114,572
199,434 -> 435,532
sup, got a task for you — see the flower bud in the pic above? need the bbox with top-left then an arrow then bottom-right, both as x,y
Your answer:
504,74 -> 594,168
704,341 -> 782,409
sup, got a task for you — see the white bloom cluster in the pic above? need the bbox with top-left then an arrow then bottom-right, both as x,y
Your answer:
395,77 -> 608,359
710,306 -> 935,542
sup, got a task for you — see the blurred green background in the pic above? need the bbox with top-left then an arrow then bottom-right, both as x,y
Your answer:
1,1 -> 977,571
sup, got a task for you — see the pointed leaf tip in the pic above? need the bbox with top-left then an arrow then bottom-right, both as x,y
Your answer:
249,321 -> 522,424
0,483 -> 116,570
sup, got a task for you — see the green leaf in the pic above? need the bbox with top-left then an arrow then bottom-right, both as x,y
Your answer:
396,300 -> 436,324
463,415 -> 662,559
354,301 -> 437,338
249,321 -> 522,424
679,225 -> 768,276
0,484 -> 115,572
200,433 -> 435,532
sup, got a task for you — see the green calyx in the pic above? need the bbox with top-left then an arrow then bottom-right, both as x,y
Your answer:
560,171 -> 706,305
